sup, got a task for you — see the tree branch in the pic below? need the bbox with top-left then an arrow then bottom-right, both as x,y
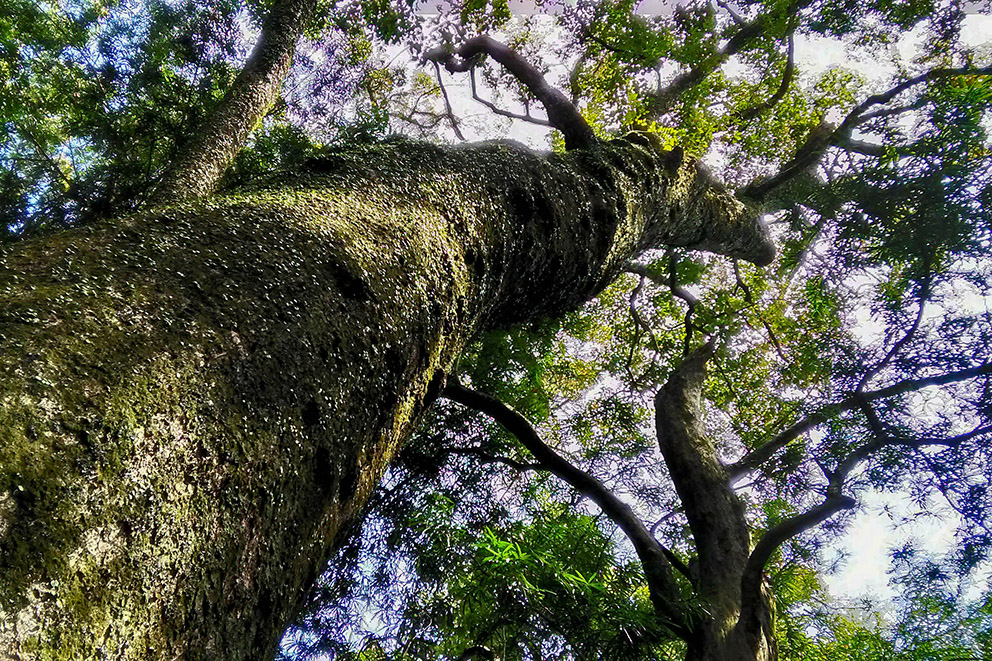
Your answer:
469,69 -> 553,128
424,36 -> 596,150
739,493 -> 855,628
647,0 -> 810,116
441,445 -> 542,472
728,362 -> 992,479
856,278 -> 930,393
628,270 -> 664,359
432,61 -> 467,142
741,64 -> 992,202
442,377 -> 692,638
716,0 -> 747,27
737,35 -> 794,121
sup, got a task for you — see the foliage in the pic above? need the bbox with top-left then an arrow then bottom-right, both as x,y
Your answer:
276,0 -> 992,658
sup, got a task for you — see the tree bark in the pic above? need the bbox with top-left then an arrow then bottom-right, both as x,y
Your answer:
656,344 -> 776,660
154,0 -> 318,204
0,136 -> 772,658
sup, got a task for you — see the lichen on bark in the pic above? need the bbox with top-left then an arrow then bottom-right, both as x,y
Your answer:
0,136 -> 772,659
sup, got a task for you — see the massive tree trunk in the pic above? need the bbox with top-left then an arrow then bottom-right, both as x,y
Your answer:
0,137 -> 772,659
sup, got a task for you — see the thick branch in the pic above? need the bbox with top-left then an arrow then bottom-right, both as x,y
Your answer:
442,377 -> 691,637
729,362 -> 992,479
742,64 -> 992,202
739,493 -> 855,634
154,0 -> 317,204
655,341 -> 754,616
424,36 -> 596,150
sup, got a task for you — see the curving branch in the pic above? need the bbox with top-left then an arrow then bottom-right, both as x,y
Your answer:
740,409 -> 989,629
626,254 -> 699,358
856,277 -> 930,393
739,492 -> 855,636
728,362 -> 992,480
628,270 -> 664,359
442,376 -> 692,638
647,0 -> 811,116
741,63 -> 992,203
737,35 -> 795,121
424,36 -> 597,150
666,250 -> 699,357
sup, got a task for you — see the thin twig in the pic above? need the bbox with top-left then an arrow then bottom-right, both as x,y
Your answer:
432,61 -> 467,141
469,69 -> 553,127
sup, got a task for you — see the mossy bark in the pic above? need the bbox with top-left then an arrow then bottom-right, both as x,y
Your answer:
155,0 -> 318,204
0,137 -> 773,659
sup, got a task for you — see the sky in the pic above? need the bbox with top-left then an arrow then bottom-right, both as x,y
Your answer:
275,4 -> 992,653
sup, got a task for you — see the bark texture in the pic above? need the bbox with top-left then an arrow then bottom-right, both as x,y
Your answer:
0,136 -> 772,659
154,0 -> 317,204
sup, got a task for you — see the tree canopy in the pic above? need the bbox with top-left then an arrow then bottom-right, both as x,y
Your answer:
3,0 -> 992,659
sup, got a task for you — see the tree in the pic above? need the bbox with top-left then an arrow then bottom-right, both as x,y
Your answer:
1,1 -> 990,660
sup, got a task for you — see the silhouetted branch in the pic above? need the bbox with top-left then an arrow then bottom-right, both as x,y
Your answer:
728,362 -> 992,479
440,445 -> 541,472
442,376 -> 692,638
648,0 -> 810,115
740,493 -> 855,621
856,278 -> 930,393
469,69 -> 553,127
424,36 -> 596,149
742,64 -> 992,202
432,61 -> 467,142
738,35 -> 794,121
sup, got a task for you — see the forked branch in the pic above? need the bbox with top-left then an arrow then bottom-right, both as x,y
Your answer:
647,0 -> 810,115
728,362 -> 992,479
742,64 -> 992,202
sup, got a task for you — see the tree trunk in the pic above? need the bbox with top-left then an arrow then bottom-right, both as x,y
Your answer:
155,0 -> 318,204
0,137 -> 772,658
656,344 -> 776,661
